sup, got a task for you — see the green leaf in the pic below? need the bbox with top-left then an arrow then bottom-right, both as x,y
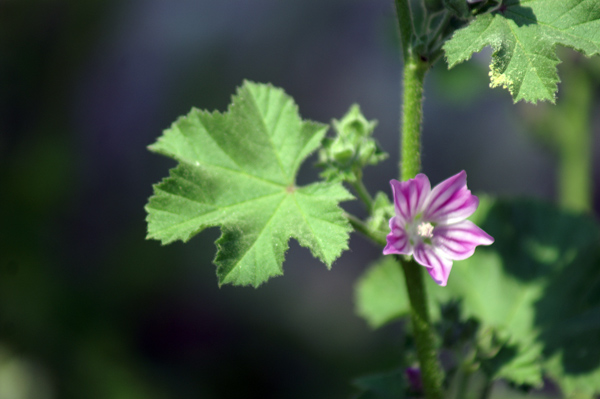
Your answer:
443,0 -> 470,19
443,0 -> 600,103
440,198 -> 600,390
145,81 -> 353,287
367,192 -> 394,234
534,244 -> 600,396
355,257 -> 410,329
442,250 -> 545,387
353,369 -> 407,399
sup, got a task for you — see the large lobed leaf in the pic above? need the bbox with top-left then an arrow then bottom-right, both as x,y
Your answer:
146,81 -> 353,287
443,0 -> 600,103
355,197 -> 600,393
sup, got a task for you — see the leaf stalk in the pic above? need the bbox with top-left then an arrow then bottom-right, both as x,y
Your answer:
394,0 -> 413,61
350,172 -> 375,214
346,213 -> 387,247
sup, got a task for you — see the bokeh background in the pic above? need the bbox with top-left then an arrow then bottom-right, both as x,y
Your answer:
1,1 -> 599,398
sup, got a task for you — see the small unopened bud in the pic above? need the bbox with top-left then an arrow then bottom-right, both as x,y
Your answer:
358,140 -> 377,165
331,140 -> 354,164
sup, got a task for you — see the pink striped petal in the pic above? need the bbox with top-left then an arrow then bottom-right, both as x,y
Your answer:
390,174 -> 431,223
384,170 -> 494,286
433,220 -> 494,260
423,171 -> 479,225
383,216 -> 413,255
413,243 -> 453,286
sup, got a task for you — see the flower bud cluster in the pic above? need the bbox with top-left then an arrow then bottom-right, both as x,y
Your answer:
317,105 -> 387,182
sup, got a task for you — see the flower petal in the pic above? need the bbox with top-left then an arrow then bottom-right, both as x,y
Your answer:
413,243 -> 453,286
423,170 -> 479,225
433,220 -> 494,260
390,174 -> 431,223
383,216 -> 413,255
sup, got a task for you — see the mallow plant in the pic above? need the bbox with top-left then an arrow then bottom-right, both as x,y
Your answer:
145,1 -> 600,398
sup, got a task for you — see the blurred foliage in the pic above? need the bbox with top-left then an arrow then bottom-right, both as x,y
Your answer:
355,196 -> 600,396
0,345 -> 54,399
353,369 -> 407,399
1,2 -> 403,398
519,48 -> 600,212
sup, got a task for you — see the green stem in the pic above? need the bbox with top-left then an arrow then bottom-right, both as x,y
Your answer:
528,52 -> 594,212
345,213 -> 386,247
428,11 -> 453,64
452,364 -> 472,399
429,10 -> 451,46
555,58 -> 593,212
400,55 -> 428,181
397,26 -> 444,399
350,172 -> 375,214
393,2 -> 444,396
401,259 -> 444,399
394,0 -> 413,61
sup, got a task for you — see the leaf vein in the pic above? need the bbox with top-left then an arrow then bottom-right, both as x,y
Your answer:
149,191 -> 284,237
248,86 -> 290,183
191,112 -> 244,172
546,0 -> 588,26
156,187 -> 282,210
504,19 -> 553,98
182,161 -> 285,187
292,194 -> 326,258
220,194 -> 289,282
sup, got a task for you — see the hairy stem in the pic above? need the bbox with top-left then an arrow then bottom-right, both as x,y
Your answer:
401,259 -> 444,399
396,11 -> 444,397
401,55 -> 428,181
393,1 -> 444,396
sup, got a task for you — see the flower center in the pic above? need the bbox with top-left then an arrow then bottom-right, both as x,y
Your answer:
416,222 -> 434,238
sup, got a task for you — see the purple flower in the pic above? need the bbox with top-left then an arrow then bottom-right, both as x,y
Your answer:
405,367 -> 423,393
383,171 -> 493,286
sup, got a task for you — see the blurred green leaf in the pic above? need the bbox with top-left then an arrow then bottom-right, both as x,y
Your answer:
367,192 -> 395,234
443,198 -> 600,392
355,257 -> 409,329
353,369 -> 407,399
355,196 -> 600,392
443,0 -> 469,19
443,250 -> 545,386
